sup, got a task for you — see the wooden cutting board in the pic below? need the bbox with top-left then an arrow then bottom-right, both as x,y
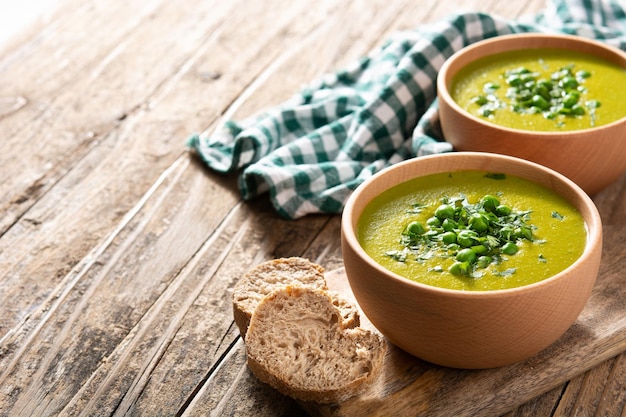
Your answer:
301,266 -> 626,417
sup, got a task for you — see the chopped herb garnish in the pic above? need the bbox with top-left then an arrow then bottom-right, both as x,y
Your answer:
485,173 -> 507,180
538,254 -> 547,263
407,203 -> 426,214
387,193 -> 537,279
385,250 -> 407,262
470,63 -> 601,127
551,211 -> 565,221
494,268 -> 517,277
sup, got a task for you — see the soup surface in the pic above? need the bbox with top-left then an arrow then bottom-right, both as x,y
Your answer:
357,171 -> 586,291
452,48 -> 626,131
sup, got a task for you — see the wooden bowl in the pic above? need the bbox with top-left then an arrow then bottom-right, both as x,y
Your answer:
437,33 -> 626,195
341,152 -> 602,369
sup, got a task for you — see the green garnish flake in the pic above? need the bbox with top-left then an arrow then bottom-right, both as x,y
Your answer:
538,254 -> 547,263
494,268 -> 517,277
406,202 -> 426,214
485,173 -> 507,180
551,211 -> 565,221
385,250 -> 407,262
392,193 -> 538,279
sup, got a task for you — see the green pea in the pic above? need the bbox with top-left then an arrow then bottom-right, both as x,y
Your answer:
531,95 -> 550,110
495,205 -> 512,216
441,231 -> 457,245
469,213 -> 489,232
501,242 -> 519,255
435,204 -> 455,220
536,85 -> 551,101
441,218 -> 458,232
404,221 -> 425,236
517,226 -> 533,241
457,230 -> 478,247
476,255 -> 492,268
449,261 -> 470,276
471,95 -> 488,105
560,76 -> 578,90
479,106 -> 495,117
480,195 -> 500,212
562,92 -> 579,108
427,216 -> 441,228
506,75 -> 522,86
571,104 -> 585,115
456,248 -> 477,264
471,244 -> 487,255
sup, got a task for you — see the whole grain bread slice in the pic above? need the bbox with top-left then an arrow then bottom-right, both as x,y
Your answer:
232,257 -> 358,338
245,285 -> 386,404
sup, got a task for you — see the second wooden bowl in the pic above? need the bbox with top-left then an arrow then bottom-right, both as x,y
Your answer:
437,33 -> 626,195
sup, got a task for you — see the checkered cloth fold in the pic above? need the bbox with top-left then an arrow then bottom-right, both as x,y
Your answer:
187,0 -> 626,219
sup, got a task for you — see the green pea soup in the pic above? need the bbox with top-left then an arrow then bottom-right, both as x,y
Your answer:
452,48 -> 626,131
357,171 -> 586,291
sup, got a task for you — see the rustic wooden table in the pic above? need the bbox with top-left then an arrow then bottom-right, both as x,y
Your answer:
1,0 -> 624,416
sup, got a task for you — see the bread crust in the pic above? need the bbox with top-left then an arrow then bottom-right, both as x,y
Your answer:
245,286 -> 386,404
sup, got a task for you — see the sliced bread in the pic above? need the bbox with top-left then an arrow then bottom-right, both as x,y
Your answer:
245,285 -> 386,404
232,257 -> 327,337
232,257 -> 358,337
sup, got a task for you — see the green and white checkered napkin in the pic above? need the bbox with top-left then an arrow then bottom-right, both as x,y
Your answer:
187,0 -> 626,219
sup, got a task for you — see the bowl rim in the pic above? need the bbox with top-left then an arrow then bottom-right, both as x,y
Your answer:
436,32 -> 626,135
341,152 -> 602,298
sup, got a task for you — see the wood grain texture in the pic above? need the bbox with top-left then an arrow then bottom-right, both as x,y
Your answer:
0,0 -> 624,416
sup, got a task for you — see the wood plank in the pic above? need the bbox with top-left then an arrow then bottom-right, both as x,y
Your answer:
552,345 -> 626,416
0,0 -> 334,337
596,353 -> 626,415
500,386 -> 565,417
0,0 -> 172,233
1,0 -> 623,416
557,358 -> 617,416
0,0 -> 242,334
